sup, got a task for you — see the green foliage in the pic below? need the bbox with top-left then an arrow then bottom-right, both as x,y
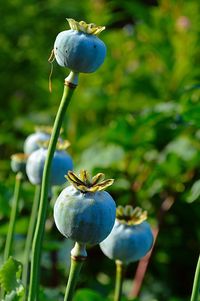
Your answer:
0,257 -> 24,300
187,179 -> 200,203
4,291 -> 22,301
73,288 -> 109,301
0,0 -> 200,300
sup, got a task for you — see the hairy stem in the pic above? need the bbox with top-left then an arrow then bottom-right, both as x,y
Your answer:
4,172 -> 23,261
28,72 -> 78,301
22,185 -> 41,298
191,254 -> 200,301
114,260 -> 125,301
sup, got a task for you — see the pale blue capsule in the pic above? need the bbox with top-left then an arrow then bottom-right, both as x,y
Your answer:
24,131 -> 51,154
100,219 -> 153,264
26,148 -> 73,186
10,153 -> 28,175
54,30 -> 106,73
54,186 -> 116,245
11,160 -> 26,174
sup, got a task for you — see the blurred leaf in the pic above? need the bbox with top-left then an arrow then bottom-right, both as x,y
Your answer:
0,217 -> 29,235
43,240 -> 62,252
183,105 -> 200,126
39,287 -> 62,301
164,137 -> 197,161
78,143 -> 125,170
4,290 -> 23,301
169,297 -> 188,301
73,289 -> 108,301
187,179 -> 200,203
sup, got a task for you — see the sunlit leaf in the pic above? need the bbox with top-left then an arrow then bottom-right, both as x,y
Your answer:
0,257 -> 24,300
187,179 -> 200,203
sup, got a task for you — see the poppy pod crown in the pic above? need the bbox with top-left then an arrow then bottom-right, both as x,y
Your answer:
53,18 -> 107,73
54,170 -> 116,245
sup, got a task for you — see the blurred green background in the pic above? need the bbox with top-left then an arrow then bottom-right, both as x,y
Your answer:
0,0 -> 200,300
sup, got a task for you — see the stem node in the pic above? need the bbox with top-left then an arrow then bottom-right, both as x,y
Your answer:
64,242 -> 87,301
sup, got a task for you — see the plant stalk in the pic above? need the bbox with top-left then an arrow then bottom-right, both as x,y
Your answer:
191,254 -> 200,301
4,172 -> 23,261
22,185 -> 41,298
114,260 -> 125,301
64,242 -> 87,301
28,72 -> 78,301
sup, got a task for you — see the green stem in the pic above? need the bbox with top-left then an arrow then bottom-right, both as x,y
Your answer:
4,172 -> 23,261
64,258 -> 84,301
28,72 -> 78,301
64,242 -> 87,301
114,260 -> 125,301
191,254 -> 200,301
22,185 -> 41,298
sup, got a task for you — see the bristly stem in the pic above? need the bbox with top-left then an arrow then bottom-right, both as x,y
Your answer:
64,242 -> 87,301
114,260 -> 125,301
191,254 -> 200,301
28,72 -> 78,301
22,185 -> 41,298
4,172 -> 23,262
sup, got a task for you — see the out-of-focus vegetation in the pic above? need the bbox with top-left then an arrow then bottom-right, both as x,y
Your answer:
0,0 -> 200,300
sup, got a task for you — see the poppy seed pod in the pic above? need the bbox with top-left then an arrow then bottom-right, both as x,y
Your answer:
26,140 -> 73,186
24,126 -> 53,154
11,153 -> 29,175
53,18 -> 106,73
100,206 -> 153,265
54,170 -> 116,245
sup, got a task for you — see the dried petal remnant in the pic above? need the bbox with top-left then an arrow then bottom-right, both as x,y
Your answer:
67,18 -> 105,35
116,205 -> 147,225
66,170 -> 114,193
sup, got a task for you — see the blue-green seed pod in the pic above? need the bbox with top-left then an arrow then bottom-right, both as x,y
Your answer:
54,18 -> 106,73
26,141 -> 73,186
24,126 -> 52,154
11,153 -> 28,175
100,206 -> 153,265
54,170 -> 116,245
